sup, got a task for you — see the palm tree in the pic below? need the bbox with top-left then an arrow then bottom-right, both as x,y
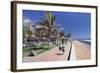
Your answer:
44,12 -> 57,48
23,17 -> 36,47
59,31 -> 65,44
35,11 -> 57,49
59,31 -> 65,38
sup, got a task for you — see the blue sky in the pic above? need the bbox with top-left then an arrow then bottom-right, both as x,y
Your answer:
23,10 -> 91,39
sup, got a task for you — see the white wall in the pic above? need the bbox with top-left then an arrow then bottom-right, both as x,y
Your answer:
0,0 -> 99,73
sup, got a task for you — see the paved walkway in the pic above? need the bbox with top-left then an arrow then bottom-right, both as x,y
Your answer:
23,41 -> 71,62
70,43 -> 76,61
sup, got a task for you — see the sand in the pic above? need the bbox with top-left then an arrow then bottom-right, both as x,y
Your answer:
73,40 -> 91,60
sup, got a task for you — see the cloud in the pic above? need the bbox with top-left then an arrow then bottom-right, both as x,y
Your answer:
60,27 -> 64,30
23,17 -> 31,25
58,24 -> 64,27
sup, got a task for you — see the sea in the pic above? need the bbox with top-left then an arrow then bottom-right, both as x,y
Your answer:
79,40 -> 91,45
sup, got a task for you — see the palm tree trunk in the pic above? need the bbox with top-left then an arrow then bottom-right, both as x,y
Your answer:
47,37 -> 50,49
48,40 -> 49,49
46,36 -> 51,50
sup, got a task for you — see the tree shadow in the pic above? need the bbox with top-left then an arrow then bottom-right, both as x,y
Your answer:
55,53 -> 63,56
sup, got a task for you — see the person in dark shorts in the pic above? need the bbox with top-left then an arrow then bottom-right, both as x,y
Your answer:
58,44 -> 65,55
58,44 -> 62,55
62,45 -> 65,54
59,46 -> 62,51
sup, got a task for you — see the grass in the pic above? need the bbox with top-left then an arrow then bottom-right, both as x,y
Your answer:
23,44 -> 57,55
37,44 -> 57,54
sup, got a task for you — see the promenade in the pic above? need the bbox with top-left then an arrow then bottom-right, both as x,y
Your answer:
23,40 -> 90,62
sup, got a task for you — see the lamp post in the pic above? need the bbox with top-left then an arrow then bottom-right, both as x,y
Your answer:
67,33 -> 72,61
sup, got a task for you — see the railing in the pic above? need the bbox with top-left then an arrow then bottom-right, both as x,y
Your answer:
67,38 -> 72,61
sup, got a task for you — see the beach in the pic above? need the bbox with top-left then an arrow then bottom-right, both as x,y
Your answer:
73,40 -> 91,60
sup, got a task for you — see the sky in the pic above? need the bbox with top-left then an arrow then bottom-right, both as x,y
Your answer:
23,10 -> 91,39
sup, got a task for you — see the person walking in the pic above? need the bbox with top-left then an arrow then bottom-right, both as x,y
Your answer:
61,44 -> 65,54
58,44 -> 62,55
59,44 -> 65,55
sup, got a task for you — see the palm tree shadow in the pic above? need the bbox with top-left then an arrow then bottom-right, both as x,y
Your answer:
55,53 -> 63,56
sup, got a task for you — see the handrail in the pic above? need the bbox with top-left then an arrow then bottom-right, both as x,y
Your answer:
67,38 -> 72,60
